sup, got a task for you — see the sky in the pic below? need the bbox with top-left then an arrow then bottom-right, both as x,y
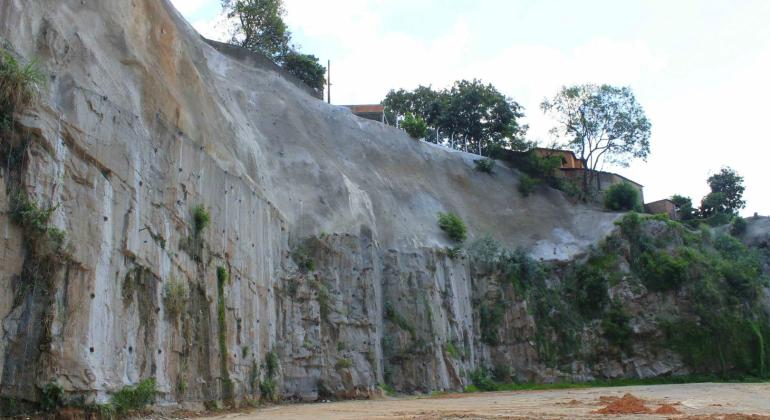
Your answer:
171,0 -> 770,216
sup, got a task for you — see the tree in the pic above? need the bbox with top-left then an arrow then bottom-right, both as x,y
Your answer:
541,84 -> 651,195
670,194 -> 696,221
401,113 -> 428,140
604,183 -> 641,212
700,167 -> 746,216
282,52 -> 326,91
382,80 -> 526,153
222,0 -> 291,61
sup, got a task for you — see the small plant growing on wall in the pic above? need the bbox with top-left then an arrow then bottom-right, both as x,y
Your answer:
163,277 -> 189,320
438,212 -> 467,244
192,205 -> 210,235
474,158 -> 495,174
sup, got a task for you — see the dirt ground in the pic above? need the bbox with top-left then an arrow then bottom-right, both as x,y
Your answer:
199,383 -> 770,420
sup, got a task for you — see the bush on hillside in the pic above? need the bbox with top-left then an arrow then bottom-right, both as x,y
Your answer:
437,212 -> 467,243
401,113 -> 428,140
0,50 -> 45,130
474,158 -> 495,174
604,183 -> 642,212
518,174 -> 539,197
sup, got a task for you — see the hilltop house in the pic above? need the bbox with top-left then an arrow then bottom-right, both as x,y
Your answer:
344,104 -> 386,123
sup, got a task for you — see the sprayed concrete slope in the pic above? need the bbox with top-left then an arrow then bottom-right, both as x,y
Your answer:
0,0 -> 624,406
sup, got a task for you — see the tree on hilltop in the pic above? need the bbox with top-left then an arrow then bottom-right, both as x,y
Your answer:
541,84 -> 651,195
222,0 -> 326,93
700,167 -> 745,217
382,80 -> 526,155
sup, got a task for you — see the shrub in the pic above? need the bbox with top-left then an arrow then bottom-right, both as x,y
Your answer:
335,358 -> 353,369
492,364 -> 513,383
192,205 -> 210,235
446,246 -> 462,260
259,378 -> 276,402
479,301 -> 504,345
469,368 -> 498,391
518,174 -> 539,197
604,183 -> 641,212
401,113 -> 428,139
444,342 -> 461,359
474,158 -> 495,174
0,50 -> 45,128
731,217 -> 747,236
570,264 -> 609,317
601,303 -> 632,350
111,378 -> 156,415
437,212 -> 467,243
292,243 -> 315,272
40,382 -> 63,412
384,302 -> 416,337
163,277 -> 189,319
216,265 -> 229,285
637,250 -> 688,291
265,351 -> 280,378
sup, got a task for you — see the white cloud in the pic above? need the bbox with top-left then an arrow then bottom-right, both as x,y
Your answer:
169,0 -> 208,15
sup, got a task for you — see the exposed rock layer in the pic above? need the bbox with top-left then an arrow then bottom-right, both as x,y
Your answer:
0,0 -> 767,409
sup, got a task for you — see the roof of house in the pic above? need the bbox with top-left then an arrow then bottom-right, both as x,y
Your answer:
645,198 -> 675,206
344,104 -> 385,114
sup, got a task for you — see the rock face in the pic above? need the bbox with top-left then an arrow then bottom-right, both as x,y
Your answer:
1,0 -> 766,410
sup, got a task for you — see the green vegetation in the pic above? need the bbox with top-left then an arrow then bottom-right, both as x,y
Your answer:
473,158 -> 495,174
384,302 -> 416,337
9,191 -> 66,255
604,182 -> 642,211
479,300 -> 504,345
182,205 -> 210,262
292,242 -> 315,272
469,368 -> 499,391
464,374 -> 769,394
0,49 -> 45,131
446,246 -> 462,260
163,277 -> 189,320
437,212 -> 467,243
40,382 -> 64,412
222,0 -> 325,93
443,342 -> 461,359
382,80 -> 526,154
701,167 -> 746,217
193,205 -> 210,235
601,303 -> 632,350
518,174 -> 538,197
379,383 -> 397,397
282,51 -> 326,91
542,84 -> 651,195
110,378 -> 156,416
260,351 -> 280,401
731,217 -> 747,236
335,358 -> 353,369
311,279 -> 332,321
401,113 -> 428,140
216,265 -> 232,400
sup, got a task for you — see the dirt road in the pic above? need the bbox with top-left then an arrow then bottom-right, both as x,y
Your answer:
200,383 -> 770,419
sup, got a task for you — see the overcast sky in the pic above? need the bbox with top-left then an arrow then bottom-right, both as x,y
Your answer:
170,0 -> 770,216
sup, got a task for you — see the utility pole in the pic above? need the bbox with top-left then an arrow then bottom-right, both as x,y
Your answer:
327,60 -> 331,104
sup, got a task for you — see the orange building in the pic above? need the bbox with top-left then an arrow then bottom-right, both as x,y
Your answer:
344,105 -> 386,123
533,148 -> 585,169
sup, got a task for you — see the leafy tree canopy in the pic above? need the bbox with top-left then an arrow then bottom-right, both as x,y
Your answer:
541,84 -> 651,193
222,0 -> 291,61
701,167 -> 746,216
382,80 -> 527,155
222,0 -> 325,93
282,52 -> 326,91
